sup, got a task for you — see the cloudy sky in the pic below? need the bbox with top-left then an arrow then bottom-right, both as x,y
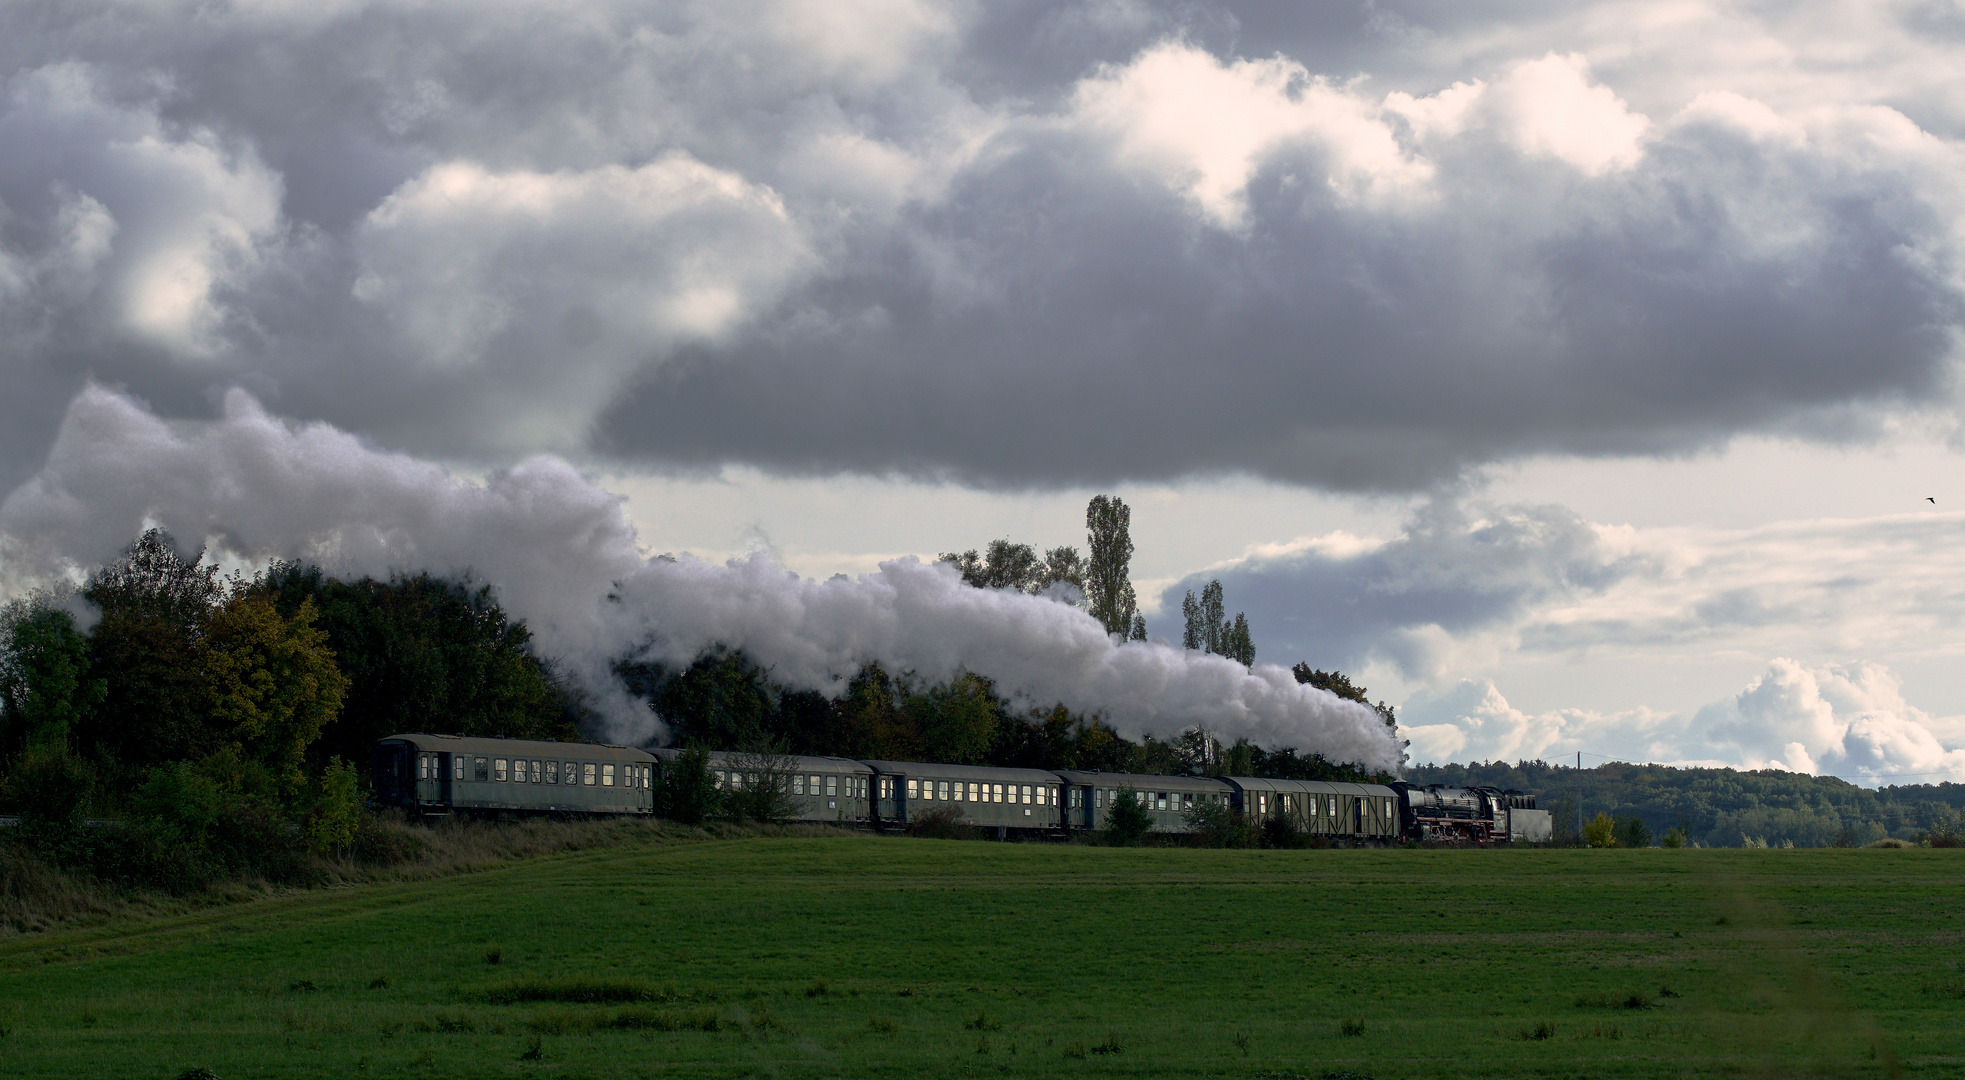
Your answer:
3,0 -> 1964,783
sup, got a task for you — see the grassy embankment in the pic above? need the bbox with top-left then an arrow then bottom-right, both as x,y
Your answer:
0,837 -> 1960,1078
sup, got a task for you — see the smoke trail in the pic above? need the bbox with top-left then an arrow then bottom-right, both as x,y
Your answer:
0,386 -> 1404,770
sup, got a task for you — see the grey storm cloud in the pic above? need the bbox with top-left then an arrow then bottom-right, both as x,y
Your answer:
1,0 -> 1962,493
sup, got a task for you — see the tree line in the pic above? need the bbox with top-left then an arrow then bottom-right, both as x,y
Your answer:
1,494 -> 1406,893
0,529 -> 578,891
1406,758 -> 1965,848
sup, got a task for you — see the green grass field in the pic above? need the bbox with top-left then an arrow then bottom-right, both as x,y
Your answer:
1,835 -> 1960,1079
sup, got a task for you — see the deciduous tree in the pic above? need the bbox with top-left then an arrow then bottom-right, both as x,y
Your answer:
1584,811 -> 1617,848
1106,786 -> 1152,846
80,530 -> 224,772
1085,495 -> 1143,639
201,594 -> 349,795
1182,580 -> 1253,664
0,600 -> 105,752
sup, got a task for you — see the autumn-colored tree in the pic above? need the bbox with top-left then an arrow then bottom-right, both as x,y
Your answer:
1584,811 -> 1617,848
256,564 -> 577,765
201,595 -> 349,795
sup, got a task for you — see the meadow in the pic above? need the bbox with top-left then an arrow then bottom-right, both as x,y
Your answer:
0,834 -> 1959,1079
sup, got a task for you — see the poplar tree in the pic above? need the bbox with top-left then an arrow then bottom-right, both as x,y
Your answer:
1085,495 -> 1143,639
1181,579 -> 1253,664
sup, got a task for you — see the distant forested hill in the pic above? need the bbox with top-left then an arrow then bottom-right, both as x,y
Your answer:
1404,760 -> 1965,847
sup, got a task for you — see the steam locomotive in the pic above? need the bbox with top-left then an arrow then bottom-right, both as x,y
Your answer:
371,733 -> 1552,844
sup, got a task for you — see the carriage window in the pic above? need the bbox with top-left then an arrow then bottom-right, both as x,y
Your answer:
493,758 -> 508,782
546,761 -> 558,785
906,779 -> 918,799
1157,793 -> 1170,812
417,755 -> 428,780
474,757 -> 489,781
602,763 -> 615,787
992,784 -> 1002,803
793,775 -> 805,795
1329,801 -> 1338,817
454,757 -> 465,781
825,775 -> 837,797
529,760 -> 541,783
583,762 -> 597,785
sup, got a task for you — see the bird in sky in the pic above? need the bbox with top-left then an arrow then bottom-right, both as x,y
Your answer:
1929,497 -> 1938,503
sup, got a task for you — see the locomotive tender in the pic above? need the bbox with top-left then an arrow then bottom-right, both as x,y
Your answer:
372,734 -> 1551,843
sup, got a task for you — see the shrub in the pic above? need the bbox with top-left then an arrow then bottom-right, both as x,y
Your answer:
905,804 -> 973,840
1260,812 -> 1303,850
1926,808 -> 1964,848
719,752 -> 800,824
1614,816 -> 1652,848
1,744 -> 96,825
1182,800 -> 1251,848
306,758 -> 361,856
1660,827 -> 1687,849
1584,812 -> 1617,848
656,746 -> 721,825
1106,788 -> 1151,847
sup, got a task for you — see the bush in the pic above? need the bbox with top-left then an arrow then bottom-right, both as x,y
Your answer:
1,744 -> 96,825
1182,800 -> 1252,848
1584,812 -> 1617,848
1614,816 -> 1652,848
1260,813 -> 1303,849
905,804 -> 974,840
1925,808 -> 1963,848
306,757 -> 360,856
1106,788 -> 1151,846
1660,827 -> 1687,849
719,752 -> 800,824
349,810 -> 427,865
656,746 -> 722,825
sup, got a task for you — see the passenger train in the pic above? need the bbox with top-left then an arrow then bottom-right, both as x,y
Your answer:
371,734 -> 1553,844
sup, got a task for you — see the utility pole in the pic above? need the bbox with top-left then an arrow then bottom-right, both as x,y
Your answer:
1577,751 -> 1584,838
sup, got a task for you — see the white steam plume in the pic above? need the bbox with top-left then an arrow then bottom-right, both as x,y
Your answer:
0,386 -> 1403,771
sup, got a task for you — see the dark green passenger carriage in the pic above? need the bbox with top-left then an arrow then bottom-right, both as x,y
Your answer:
373,733 -> 655,818
651,750 -> 874,825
